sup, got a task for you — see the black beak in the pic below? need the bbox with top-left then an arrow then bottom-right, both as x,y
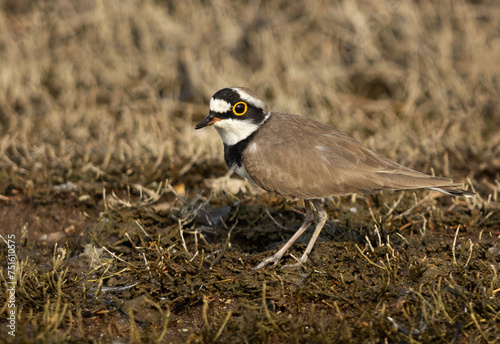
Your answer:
195,113 -> 220,130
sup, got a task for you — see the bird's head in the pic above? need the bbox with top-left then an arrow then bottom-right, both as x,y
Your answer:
195,87 -> 271,145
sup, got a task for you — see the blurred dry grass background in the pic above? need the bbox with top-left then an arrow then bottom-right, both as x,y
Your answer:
0,0 -> 499,343
0,0 -> 498,189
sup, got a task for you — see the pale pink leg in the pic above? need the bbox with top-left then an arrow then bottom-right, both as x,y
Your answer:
282,199 -> 327,269
253,200 -> 315,270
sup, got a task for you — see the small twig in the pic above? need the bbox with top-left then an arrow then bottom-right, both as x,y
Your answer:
284,253 -> 307,269
135,220 -> 150,237
178,220 -> 191,259
478,211 -> 494,226
386,235 -> 395,258
374,225 -> 382,247
91,246 -> 103,267
395,192 -> 432,219
469,302 -> 490,343
463,240 -> 474,269
365,236 -> 375,253
265,206 -> 288,230
103,188 -> 113,220
190,229 -> 200,262
366,199 -> 379,225
385,192 -> 405,217
418,213 -> 428,238
210,221 -> 237,269
142,253 -> 153,279
125,233 -> 143,250
213,310 -> 232,342
452,225 -> 460,266
102,246 -> 139,269
202,296 -> 210,328
395,232 -> 409,245
98,283 -> 139,293
261,282 -> 284,334
355,244 -> 386,270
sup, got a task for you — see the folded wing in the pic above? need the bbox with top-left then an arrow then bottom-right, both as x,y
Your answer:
243,113 -> 471,199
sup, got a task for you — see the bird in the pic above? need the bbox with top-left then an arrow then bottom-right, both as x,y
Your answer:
195,87 -> 473,269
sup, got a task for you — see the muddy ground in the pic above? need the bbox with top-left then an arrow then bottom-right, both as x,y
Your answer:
1,161 -> 499,343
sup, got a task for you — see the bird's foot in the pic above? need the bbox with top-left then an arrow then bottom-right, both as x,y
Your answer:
253,252 -> 309,270
281,254 -> 308,270
253,253 -> 284,270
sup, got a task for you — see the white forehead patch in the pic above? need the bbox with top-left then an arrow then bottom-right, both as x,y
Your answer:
232,88 -> 266,110
210,97 -> 231,113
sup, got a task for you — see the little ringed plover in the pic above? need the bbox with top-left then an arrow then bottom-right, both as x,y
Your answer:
195,87 -> 473,269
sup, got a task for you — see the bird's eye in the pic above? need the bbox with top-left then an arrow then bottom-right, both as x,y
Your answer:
232,102 -> 247,116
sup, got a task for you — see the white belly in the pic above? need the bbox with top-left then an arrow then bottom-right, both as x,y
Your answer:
232,164 -> 256,184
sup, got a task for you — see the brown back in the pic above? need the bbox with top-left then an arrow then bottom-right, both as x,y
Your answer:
242,113 -> 462,199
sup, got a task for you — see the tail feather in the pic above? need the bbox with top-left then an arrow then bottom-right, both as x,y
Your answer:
376,171 -> 474,198
430,187 -> 475,198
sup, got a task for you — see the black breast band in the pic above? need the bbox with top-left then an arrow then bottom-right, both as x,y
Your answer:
224,133 -> 256,169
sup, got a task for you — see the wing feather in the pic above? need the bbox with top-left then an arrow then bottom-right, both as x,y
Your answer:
243,113 -> 464,199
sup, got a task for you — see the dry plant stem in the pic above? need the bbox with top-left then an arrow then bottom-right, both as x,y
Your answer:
469,302 -> 491,343
395,232 -> 410,245
365,235 -> 376,253
134,220 -> 150,237
464,240 -> 474,269
452,225 -> 461,266
395,193 -> 433,219
261,282 -> 284,334
355,244 -> 386,270
142,252 -> 153,279
210,222 -> 237,269
213,311 -> 232,342
124,233 -> 142,250
385,192 -> 405,216
264,206 -> 288,230
179,219 -> 193,260
374,225 -> 382,246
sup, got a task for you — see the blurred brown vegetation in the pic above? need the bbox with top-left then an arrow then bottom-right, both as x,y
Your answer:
0,0 -> 499,343
0,0 -> 498,189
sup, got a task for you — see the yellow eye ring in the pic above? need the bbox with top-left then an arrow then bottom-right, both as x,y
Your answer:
232,102 -> 247,116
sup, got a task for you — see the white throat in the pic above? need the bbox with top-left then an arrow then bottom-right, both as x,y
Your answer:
214,119 -> 260,146
214,112 -> 271,146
